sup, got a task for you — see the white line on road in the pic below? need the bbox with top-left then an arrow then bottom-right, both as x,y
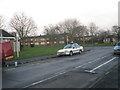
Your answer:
23,72 -> 67,88
88,57 -> 117,73
75,55 -> 109,69
23,55 -> 116,88
3,68 -> 16,71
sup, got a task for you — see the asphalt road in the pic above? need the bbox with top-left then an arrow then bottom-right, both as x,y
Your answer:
92,64 -> 119,88
2,46 -> 120,89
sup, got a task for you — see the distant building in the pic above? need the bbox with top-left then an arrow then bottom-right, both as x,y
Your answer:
23,34 -> 67,46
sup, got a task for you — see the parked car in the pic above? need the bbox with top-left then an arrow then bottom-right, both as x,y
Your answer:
114,42 -> 120,54
57,43 -> 84,56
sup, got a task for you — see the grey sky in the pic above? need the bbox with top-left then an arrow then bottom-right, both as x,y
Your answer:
0,0 -> 119,34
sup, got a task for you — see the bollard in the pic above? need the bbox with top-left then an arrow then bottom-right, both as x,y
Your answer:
15,61 -> 18,67
6,64 -> 9,67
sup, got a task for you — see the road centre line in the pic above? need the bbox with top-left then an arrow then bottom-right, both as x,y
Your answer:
88,57 -> 117,73
75,55 -> 109,69
23,55 -> 110,88
55,56 -> 109,75
23,71 -> 67,88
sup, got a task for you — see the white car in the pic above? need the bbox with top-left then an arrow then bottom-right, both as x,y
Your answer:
57,43 -> 84,56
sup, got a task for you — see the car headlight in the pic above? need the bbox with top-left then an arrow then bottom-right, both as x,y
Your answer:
65,50 -> 69,53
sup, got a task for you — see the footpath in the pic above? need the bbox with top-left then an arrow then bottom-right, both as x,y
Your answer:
4,47 -> 90,67
4,54 -> 57,67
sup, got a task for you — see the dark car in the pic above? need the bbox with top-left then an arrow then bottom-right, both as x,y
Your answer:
114,42 -> 120,54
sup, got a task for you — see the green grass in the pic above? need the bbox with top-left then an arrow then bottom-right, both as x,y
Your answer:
14,43 -> 115,60
14,45 -> 64,60
81,43 -> 115,47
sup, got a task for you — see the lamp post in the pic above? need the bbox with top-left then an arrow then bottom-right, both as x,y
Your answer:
15,33 -> 19,67
16,33 -> 19,58
66,35 -> 68,45
0,30 -> 2,43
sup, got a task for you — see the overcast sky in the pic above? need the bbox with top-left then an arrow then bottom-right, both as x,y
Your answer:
0,0 -> 119,35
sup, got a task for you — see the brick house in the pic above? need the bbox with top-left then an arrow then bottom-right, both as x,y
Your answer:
23,34 -> 67,46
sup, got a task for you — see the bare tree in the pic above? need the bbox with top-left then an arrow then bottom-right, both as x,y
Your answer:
97,29 -> 111,43
88,22 -> 98,44
58,19 -> 81,42
44,19 -> 89,44
112,25 -> 120,41
0,16 -> 5,29
10,13 -> 37,45
44,24 -> 60,46
75,25 -> 88,44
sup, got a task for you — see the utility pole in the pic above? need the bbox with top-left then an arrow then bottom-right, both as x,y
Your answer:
66,35 -> 68,44
15,33 -> 19,67
0,30 -> 2,43
16,33 -> 19,58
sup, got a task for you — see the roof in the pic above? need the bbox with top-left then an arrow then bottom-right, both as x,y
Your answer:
0,29 -> 14,37
25,33 -> 67,39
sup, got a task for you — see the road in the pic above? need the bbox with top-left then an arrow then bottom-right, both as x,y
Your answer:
2,46 -> 120,88
92,64 -> 119,88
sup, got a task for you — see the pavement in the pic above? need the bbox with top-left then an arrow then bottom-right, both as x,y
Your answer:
4,54 -> 57,67
2,46 -> 120,89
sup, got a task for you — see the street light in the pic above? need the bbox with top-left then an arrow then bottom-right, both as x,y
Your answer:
16,33 -> 19,58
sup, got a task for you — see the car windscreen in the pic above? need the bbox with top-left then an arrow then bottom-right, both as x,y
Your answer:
117,42 -> 120,46
63,44 -> 73,49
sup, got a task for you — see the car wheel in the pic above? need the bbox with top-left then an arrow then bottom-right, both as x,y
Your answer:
79,50 -> 82,54
57,55 -> 61,57
69,51 -> 73,56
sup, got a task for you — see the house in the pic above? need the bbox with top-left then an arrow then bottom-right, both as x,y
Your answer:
23,34 -> 67,46
0,29 -> 15,50
23,33 -> 96,46
0,29 -> 15,41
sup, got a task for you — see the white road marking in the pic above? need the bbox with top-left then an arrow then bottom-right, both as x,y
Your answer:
23,55 -> 116,88
88,57 -> 117,73
75,55 -> 108,69
23,71 -> 66,88
4,68 -> 16,71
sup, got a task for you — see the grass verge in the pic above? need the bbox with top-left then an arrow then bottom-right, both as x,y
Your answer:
14,45 -> 64,60
81,43 -> 115,47
14,43 -> 115,60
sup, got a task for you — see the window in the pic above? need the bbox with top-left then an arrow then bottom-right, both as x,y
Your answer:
3,39 -> 10,42
61,37 -> 64,39
47,42 -> 50,44
117,42 -> 120,46
31,39 -> 33,41
46,38 -> 49,40
59,41 -> 64,44
40,38 -> 45,41
35,39 -> 37,41
64,44 -> 73,49
41,42 -> 45,45
35,42 -> 39,45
